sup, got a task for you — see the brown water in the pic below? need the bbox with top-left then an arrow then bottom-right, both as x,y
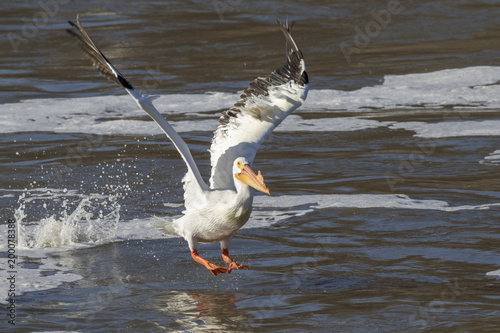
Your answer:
1,0 -> 500,332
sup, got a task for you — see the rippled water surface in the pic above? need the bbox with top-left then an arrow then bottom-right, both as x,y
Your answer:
1,1 -> 500,332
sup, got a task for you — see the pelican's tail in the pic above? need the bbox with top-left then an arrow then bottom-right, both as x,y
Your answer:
160,221 -> 178,237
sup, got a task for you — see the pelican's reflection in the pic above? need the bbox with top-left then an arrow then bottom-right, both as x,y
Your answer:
153,290 -> 253,331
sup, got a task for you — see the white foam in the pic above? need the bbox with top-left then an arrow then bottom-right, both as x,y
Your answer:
4,65 -> 500,300
277,115 -> 390,132
2,189 -> 498,300
115,216 -> 171,240
481,150 -> 500,164
247,193 -> 500,227
390,120 -> 500,138
0,94 -> 222,135
7,192 -> 499,245
305,66 -> 500,111
486,269 -> 500,277
13,191 -> 120,249
0,252 -> 83,304
0,189 -> 121,302
0,95 -> 388,135
142,193 -> 500,230
1,66 -> 500,136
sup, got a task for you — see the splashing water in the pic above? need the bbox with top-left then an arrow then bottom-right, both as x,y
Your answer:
15,190 -> 120,249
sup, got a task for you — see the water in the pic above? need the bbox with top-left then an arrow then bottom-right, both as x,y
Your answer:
1,0 -> 500,331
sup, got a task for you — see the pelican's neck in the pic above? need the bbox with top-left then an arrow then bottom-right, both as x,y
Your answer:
233,178 -> 254,204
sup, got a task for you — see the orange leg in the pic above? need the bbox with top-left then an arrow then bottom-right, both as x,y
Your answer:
191,249 -> 227,276
222,248 -> 249,274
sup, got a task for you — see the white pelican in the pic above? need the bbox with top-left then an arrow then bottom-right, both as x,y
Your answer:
67,16 -> 309,275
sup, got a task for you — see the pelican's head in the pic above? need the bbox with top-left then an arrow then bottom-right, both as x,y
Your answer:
233,157 -> 270,195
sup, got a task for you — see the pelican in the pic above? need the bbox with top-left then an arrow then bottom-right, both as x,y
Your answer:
67,16 -> 308,275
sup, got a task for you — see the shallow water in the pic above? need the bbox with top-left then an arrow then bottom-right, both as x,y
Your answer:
1,0 -> 500,332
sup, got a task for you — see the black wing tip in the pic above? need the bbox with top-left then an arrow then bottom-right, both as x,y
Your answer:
67,15 -> 135,91
277,17 -> 308,85
67,20 -> 78,29
117,74 -> 134,90
217,19 -> 307,127
65,20 -> 79,38
275,17 -> 294,32
275,17 -> 299,51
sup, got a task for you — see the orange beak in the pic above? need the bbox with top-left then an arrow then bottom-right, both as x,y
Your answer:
235,164 -> 270,195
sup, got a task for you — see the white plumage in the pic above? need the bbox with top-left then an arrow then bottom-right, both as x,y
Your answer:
68,16 -> 308,275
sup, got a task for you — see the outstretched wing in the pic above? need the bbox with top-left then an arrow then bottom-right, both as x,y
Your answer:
67,15 -> 208,192
209,19 -> 309,190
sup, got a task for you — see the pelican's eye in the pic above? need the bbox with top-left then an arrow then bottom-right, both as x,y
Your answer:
237,161 -> 243,169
